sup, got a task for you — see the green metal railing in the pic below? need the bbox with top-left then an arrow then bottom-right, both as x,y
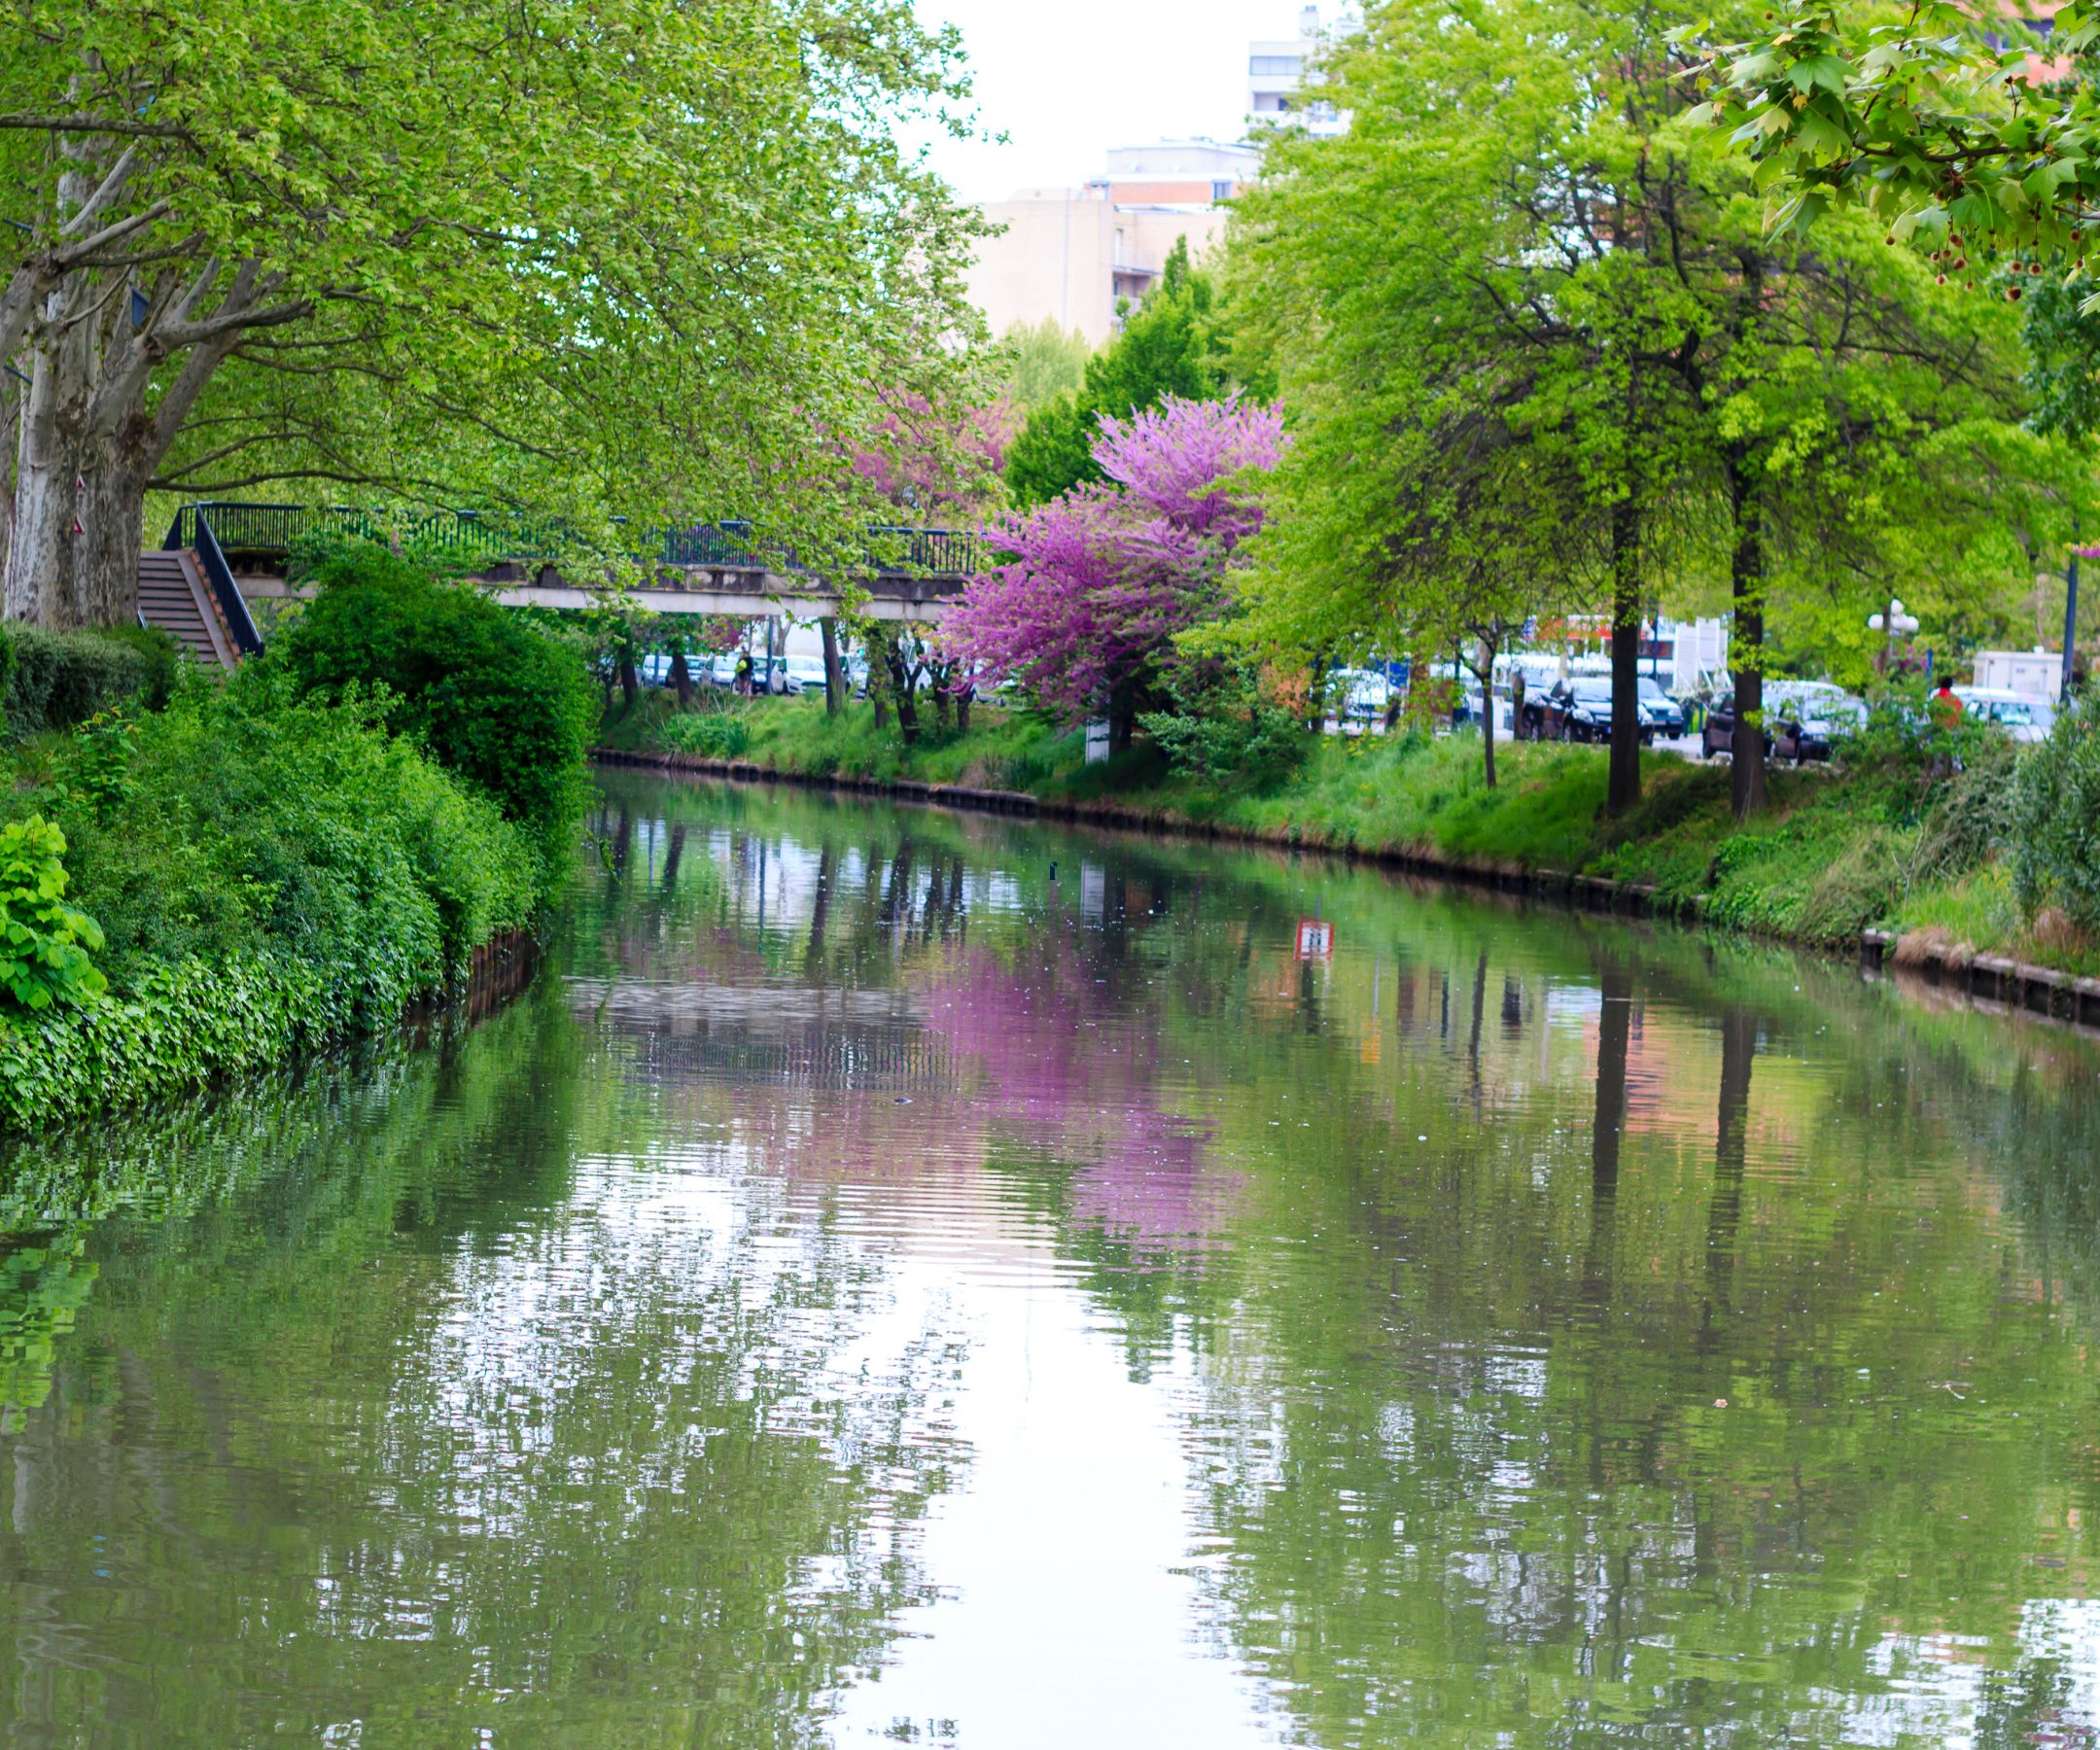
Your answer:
168,503 -> 984,579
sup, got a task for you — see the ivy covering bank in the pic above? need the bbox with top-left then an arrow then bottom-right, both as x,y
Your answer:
0,549 -> 594,1136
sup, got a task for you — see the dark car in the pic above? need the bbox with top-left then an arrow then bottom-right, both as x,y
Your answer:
1522,677 -> 1685,745
1700,682 -> 1863,763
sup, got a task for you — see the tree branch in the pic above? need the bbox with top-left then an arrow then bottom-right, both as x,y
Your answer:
58,146 -> 140,237
0,114 -> 188,139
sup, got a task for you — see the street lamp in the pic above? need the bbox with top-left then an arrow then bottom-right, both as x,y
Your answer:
1869,597 -> 1920,671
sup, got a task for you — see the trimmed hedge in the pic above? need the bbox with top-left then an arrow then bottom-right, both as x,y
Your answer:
5,623 -> 180,739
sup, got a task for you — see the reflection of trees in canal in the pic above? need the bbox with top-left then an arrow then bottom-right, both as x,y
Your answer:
1124,917 -> 2100,1746
0,981 -> 964,1743
31,768 -> 2089,1745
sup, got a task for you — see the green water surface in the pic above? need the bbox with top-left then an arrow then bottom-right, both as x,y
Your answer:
5,770 -> 2100,1747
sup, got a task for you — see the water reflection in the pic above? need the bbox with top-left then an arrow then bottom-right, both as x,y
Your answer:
3,772 -> 2100,1746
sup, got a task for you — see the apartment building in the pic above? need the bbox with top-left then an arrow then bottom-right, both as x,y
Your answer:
969,141 -> 1260,347
1247,4 -> 1354,137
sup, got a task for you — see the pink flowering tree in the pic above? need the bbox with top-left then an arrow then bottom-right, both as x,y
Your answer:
851,392 -> 1016,524
943,396 -> 1286,749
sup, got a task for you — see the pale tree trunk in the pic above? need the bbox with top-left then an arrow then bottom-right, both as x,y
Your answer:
1468,632 -> 1501,790
2,121 -> 299,628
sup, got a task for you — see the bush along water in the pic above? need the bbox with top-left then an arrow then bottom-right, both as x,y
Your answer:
0,580 -> 585,1135
267,537 -> 598,861
2012,683 -> 2100,934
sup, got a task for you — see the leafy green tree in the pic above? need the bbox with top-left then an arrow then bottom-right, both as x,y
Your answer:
1005,239 -> 1224,507
0,0 -> 983,629
996,319 -> 1093,414
1696,5 -> 2100,259
1230,0 -> 2049,819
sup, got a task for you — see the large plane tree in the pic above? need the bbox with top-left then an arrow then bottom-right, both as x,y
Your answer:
0,0 -> 983,628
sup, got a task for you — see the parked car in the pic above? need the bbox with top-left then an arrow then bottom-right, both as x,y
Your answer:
1701,681 -> 1864,763
1953,685 -> 2056,745
1523,677 -> 1684,744
783,653 -> 832,695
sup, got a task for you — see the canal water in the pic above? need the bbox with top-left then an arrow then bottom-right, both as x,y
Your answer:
7,770 -> 2100,1748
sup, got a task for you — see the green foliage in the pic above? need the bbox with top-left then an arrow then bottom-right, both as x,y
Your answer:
0,817 -> 107,1013
268,541 -> 597,834
61,710 -> 141,823
1831,680 -> 2000,825
0,952 -> 325,1137
0,673 -> 544,1132
1702,4 -> 2100,256
998,319 -> 1093,414
1006,239 -> 1225,507
1910,738 -> 2019,887
3,0 -> 987,628
1138,673 -> 1308,786
4,626 -> 167,739
659,711 -> 753,760
2012,688 -> 2100,931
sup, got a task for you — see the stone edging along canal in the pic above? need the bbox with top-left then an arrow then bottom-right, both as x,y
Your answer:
593,748 -> 2100,1036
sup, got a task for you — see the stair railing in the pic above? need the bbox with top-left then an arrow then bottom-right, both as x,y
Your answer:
162,508 -> 265,656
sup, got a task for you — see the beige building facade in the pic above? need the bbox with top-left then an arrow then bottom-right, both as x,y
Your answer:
969,140 -> 1259,348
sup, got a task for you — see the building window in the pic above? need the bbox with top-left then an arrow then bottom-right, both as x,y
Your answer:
1212,180 -> 1234,200
1249,54 -> 1303,75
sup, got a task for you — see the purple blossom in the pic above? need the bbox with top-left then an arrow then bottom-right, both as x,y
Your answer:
942,397 -> 1286,722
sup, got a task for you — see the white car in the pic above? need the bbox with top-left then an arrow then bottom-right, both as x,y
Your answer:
1331,667 -> 1392,721
783,654 -> 831,694
1953,685 -> 2056,744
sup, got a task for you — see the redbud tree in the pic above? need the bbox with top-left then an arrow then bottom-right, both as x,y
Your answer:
944,396 -> 1286,748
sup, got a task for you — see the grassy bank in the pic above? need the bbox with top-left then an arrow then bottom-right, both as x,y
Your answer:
602,691 -> 2100,978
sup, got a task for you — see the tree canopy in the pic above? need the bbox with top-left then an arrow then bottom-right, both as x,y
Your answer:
0,0 -> 985,627
1226,0 -> 2063,815
1697,4 -> 2100,259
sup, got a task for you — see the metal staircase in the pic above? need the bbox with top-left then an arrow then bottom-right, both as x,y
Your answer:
138,509 -> 266,670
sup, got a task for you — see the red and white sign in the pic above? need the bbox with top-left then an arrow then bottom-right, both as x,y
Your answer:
1296,919 -> 1334,959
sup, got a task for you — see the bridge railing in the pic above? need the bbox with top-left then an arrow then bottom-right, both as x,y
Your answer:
171,502 -> 986,580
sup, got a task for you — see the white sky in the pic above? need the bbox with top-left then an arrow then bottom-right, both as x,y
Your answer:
907,0 -> 1315,202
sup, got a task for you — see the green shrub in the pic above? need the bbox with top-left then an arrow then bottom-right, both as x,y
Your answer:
33,671 -> 539,1007
1834,678 -> 1999,826
89,623 -> 185,709
0,663 -> 550,1134
266,540 -> 597,831
2012,689 -> 2100,931
1138,672 -> 1309,787
0,816 -> 107,1012
1910,737 -> 2018,888
4,625 -> 164,739
659,710 -> 753,759
0,951 -> 324,1135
